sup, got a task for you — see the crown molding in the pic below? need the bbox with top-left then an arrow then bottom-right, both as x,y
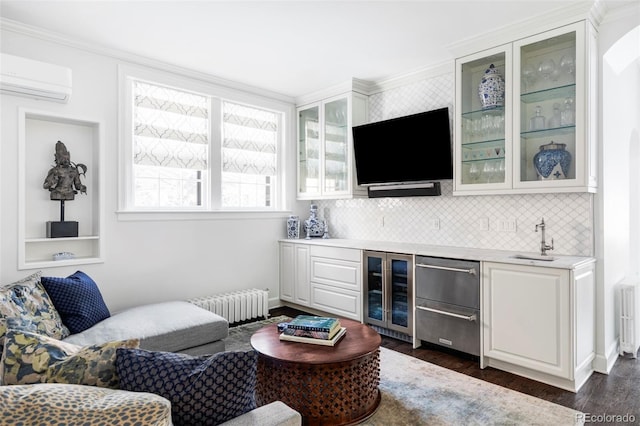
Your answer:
4,0 -> 627,109
294,77 -> 376,106
446,1 -> 601,59
599,0 -> 640,26
294,60 -> 452,105
366,60 -> 453,95
0,17 -> 296,105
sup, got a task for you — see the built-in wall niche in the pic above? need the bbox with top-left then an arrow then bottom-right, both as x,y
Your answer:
18,108 -> 104,269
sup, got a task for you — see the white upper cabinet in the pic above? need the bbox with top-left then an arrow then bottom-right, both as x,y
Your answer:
455,45 -> 513,193
454,21 -> 597,195
297,84 -> 368,200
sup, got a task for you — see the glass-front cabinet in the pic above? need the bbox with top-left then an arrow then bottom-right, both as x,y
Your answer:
454,21 -> 597,195
455,46 -> 512,192
298,106 -> 321,195
364,251 -> 413,336
297,89 -> 368,200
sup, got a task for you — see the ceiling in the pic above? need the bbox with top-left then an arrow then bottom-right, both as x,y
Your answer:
0,1 -> 628,98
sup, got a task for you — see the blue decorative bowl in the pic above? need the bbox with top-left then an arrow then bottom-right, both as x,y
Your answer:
533,142 -> 572,180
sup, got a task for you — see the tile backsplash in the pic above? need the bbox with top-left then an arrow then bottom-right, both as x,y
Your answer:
313,72 -> 594,256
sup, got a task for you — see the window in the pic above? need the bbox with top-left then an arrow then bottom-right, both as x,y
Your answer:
133,81 -> 209,208
121,68 -> 286,214
221,101 -> 278,208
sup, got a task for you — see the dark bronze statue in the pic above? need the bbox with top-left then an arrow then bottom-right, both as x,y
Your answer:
43,141 -> 87,201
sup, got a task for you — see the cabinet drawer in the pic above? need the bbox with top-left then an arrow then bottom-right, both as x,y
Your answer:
310,245 -> 361,262
312,284 -> 361,320
416,299 -> 479,356
415,256 -> 479,309
310,257 -> 361,291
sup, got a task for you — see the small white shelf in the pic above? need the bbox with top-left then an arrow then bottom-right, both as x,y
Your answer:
25,235 -> 100,243
22,257 -> 105,270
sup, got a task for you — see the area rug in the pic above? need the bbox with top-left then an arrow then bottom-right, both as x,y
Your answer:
225,317 -> 583,426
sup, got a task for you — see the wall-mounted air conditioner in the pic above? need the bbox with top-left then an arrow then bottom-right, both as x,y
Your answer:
0,53 -> 72,103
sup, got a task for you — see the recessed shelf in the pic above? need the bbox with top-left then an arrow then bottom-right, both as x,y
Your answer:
22,257 -> 105,270
25,235 -> 100,243
18,108 -> 105,270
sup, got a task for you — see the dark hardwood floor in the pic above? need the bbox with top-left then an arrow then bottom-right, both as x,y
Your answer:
270,306 -> 640,425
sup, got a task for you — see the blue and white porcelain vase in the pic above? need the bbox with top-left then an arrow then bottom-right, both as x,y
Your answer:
478,64 -> 505,110
304,204 -> 325,239
533,141 -> 572,180
286,215 -> 299,239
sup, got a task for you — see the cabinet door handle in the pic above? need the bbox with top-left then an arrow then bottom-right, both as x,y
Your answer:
415,263 -> 477,275
382,260 -> 388,318
416,305 -> 477,322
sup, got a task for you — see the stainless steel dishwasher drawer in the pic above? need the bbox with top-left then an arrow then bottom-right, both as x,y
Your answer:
415,298 -> 480,356
415,256 -> 480,309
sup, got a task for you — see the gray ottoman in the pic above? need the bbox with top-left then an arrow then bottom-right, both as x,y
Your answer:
64,301 -> 228,355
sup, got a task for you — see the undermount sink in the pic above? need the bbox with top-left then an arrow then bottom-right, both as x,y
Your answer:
511,253 -> 556,262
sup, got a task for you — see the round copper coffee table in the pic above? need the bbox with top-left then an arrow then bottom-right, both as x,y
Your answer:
250,318 -> 381,426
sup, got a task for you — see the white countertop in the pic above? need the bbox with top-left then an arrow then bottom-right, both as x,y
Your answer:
279,238 -> 595,270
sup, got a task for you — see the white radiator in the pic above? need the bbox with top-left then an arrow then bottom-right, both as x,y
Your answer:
188,288 -> 269,324
619,281 -> 640,358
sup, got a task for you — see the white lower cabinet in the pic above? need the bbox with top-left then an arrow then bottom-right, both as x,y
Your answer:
309,245 -> 362,320
482,261 -> 595,392
279,242 -> 310,306
279,242 -> 362,320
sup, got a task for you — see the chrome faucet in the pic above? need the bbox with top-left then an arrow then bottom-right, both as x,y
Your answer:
535,218 -> 554,256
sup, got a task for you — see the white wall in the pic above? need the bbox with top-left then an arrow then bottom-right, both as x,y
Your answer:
1,27 -> 297,312
594,4 -> 640,372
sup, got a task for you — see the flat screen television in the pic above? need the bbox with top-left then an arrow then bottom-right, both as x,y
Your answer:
352,107 -> 453,187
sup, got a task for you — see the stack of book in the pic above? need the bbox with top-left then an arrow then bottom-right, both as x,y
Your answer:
279,315 -> 347,346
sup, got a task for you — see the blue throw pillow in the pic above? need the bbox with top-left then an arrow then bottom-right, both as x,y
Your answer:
116,348 -> 257,426
41,271 -> 110,334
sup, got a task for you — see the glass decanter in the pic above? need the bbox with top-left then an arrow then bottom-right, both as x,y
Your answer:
547,103 -> 562,128
529,105 -> 546,131
560,98 -> 575,126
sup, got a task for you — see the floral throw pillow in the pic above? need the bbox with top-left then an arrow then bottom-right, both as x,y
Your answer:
1,329 -> 139,388
0,317 -> 39,355
0,317 -> 40,385
0,272 -> 70,340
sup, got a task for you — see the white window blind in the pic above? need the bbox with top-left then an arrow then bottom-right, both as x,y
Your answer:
133,81 -> 209,170
122,69 -> 285,213
132,81 -> 209,208
221,101 -> 278,208
222,101 -> 277,175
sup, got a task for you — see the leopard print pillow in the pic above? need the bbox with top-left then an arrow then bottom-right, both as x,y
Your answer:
0,383 -> 171,426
